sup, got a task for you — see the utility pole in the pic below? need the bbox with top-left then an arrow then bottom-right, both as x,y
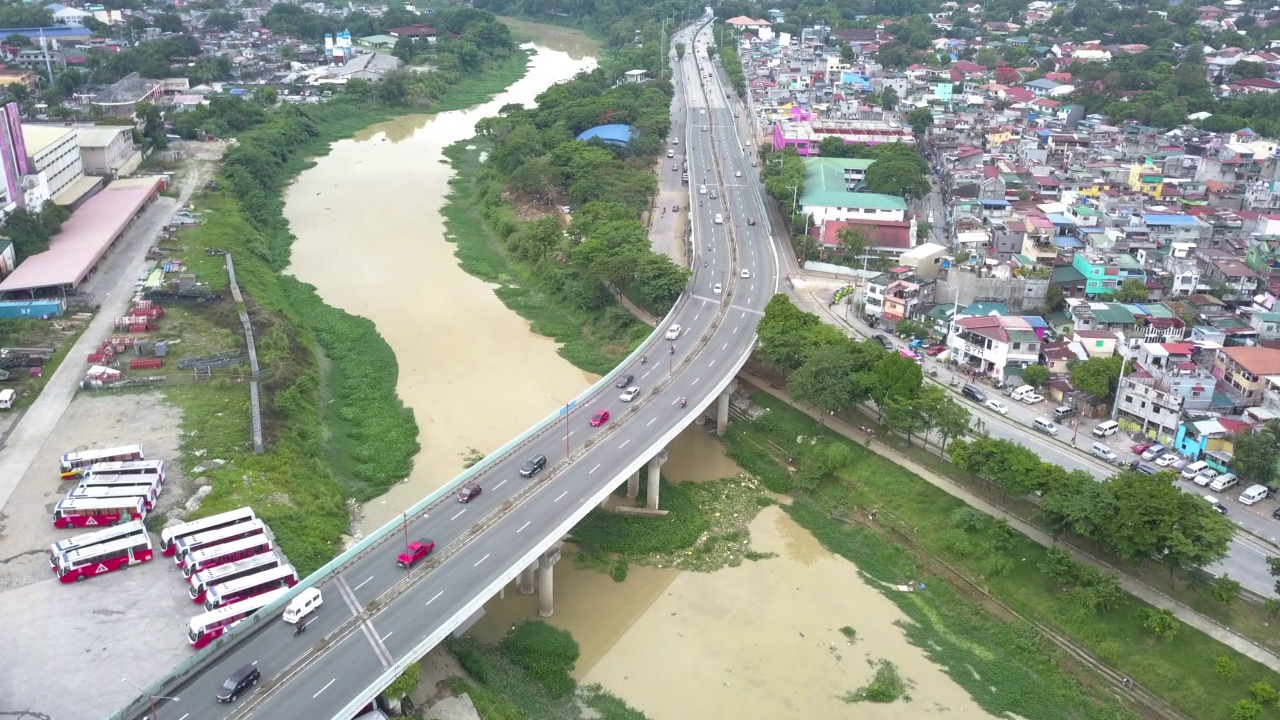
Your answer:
1110,354 -> 1128,422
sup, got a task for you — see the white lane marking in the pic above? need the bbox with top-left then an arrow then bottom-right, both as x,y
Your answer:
556,490 -> 569,502
451,508 -> 466,521
648,417 -> 658,425
381,631 -> 393,641
518,520 -> 531,533
474,554 -> 490,567
426,590 -> 443,606
620,439 -> 630,448
722,342 -> 728,349
314,679 -> 336,698
494,479 -> 507,490
568,431 -> 575,437
642,371 -> 651,379
692,377 -> 701,385
353,576 -> 373,592
178,715 -> 189,720
591,463 -> 601,474
708,360 -> 716,368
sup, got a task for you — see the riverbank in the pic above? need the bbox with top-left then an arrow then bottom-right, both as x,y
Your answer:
168,25 -> 531,572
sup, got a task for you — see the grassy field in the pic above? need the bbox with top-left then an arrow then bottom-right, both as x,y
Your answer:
0,315 -> 92,410
722,392 -> 1280,720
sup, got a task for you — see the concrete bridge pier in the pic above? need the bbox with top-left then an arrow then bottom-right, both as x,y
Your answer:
646,451 -> 668,510
518,562 -> 536,595
536,545 -> 562,618
715,379 -> 738,436
626,470 -> 640,499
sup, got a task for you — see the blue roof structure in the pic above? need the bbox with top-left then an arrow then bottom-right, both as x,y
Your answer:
0,25 -> 93,39
576,124 -> 635,146
1142,213 -> 1199,227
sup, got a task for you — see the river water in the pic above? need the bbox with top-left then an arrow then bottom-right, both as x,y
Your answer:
285,20 -> 996,720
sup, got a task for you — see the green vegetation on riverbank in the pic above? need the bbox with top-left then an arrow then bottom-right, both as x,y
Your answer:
164,8 -> 527,573
444,621 -> 649,720
723,391 -> 1280,720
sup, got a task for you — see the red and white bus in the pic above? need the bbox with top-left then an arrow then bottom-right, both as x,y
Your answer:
49,520 -> 148,570
189,552 -> 283,603
188,587 -> 289,649
67,483 -> 160,510
59,444 -> 144,479
181,534 -> 274,578
159,507 -> 257,556
55,532 -> 154,583
202,564 -> 298,611
85,459 -> 165,485
77,472 -> 163,493
53,496 -> 147,529
172,519 -> 267,565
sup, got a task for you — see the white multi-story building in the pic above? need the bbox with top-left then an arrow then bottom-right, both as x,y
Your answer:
20,125 -> 85,208
946,315 -> 1045,381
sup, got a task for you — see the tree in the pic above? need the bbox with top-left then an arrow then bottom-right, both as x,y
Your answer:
675,42 -> 685,59
1044,284 -> 1066,312
1231,699 -> 1264,720
1138,607 -> 1179,641
1114,278 -> 1149,302
1020,364 -> 1050,388
871,353 -> 923,417
881,86 -> 899,111
2,205 -> 69,261
1069,355 -> 1125,400
864,158 -> 930,202
203,10 -> 242,32
152,13 -> 184,33
383,662 -> 420,700
949,437 -> 1043,498
906,107 -> 934,138
1249,681 -> 1279,709
1229,423 -> 1280,486
975,47 -> 999,68
1210,575 -> 1243,606
925,393 -> 970,451
757,294 -> 822,375
835,224 -> 866,259
789,344 -> 875,421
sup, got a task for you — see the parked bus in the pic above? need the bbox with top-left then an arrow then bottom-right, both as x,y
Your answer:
85,459 -> 165,485
76,473 -> 163,492
189,552 -> 283,604
67,483 -> 160,510
49,520 -> 148,570
55,532 -> 154,583
202,564 -> 298,611
52,496 -> 147,529
159,507 -> 257,556
181,534 -> 274,578
188,587 -> 289,649
172,519 -> 267,565
59,444 -> 144,479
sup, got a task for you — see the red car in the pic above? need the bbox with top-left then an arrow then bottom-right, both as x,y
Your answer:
397,539 -> 434,568
590,409 -> 610,427
925,345 -> 946,356
1131,441 -> 1154,455
457,481 -> 482,503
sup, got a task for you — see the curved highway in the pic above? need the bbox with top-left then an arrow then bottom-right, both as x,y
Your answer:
122,15 -> 779,720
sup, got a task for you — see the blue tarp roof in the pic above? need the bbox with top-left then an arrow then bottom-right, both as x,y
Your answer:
1142,213 -> 1199,226
979,198 -> 1010,207
1054,236 -> 1085,248
1046,213 -> 1075,225
576,124 -> 635,146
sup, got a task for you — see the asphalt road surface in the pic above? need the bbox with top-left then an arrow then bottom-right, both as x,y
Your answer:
133,16 -> 782,720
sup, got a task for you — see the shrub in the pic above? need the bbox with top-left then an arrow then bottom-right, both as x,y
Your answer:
384,663 -> 420,700
1249,681 -> 1279,708
844,659 -> 908,703
1231,698 -> 1263,720
1139,608 -> 1179,641
1215,655 -> 1238,680
498,620 -> 579,699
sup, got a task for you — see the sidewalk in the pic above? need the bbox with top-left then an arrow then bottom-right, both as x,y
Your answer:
739,370 -> 1280,674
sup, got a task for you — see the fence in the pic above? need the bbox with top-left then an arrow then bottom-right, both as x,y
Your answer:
224,254 -> 264,454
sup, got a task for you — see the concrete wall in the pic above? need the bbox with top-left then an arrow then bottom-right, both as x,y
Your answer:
935,271 -> 1048,313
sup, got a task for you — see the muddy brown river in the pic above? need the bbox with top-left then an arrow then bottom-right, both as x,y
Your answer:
285,20 -> 995,719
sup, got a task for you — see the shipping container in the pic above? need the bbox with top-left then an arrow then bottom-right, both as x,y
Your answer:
0,299 -> 65,320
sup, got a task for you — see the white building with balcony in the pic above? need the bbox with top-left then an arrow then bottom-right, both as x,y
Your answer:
946,315 -> 1045,381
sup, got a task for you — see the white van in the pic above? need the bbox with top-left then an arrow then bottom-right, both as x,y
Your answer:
714,213 -> 723,224
1033,418 -> 1058,435
1091,442 -> 1117,462
1092,420 -> 1119,438
1180,461 -> 1209,480
0,389 -> 14,409
1208,473 -> 1238,492
282,587 -> 322,624
699,184 -> 707,195
1239,484 -> 1269,506
1009,385 -> 1034,402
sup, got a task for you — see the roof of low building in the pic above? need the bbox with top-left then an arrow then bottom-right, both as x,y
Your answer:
1219,346 -> 1280,376
93,72 -> 161,106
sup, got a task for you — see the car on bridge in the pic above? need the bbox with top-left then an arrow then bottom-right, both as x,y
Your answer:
615,374 -> 634,389
665,324 -> 682,340
746,218 -> 755,225
713,283 -> 722,295
396,539 -> 435,569
620,386 -> 641,403
740,269 -> 750,278
457,481 -> 482,503
519,454 -> 547,478
590,410 -> 610,427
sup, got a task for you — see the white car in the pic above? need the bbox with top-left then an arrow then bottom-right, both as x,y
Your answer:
712,283 -> 723,295
620,386 -> 641,402
700,108 -> 706,114
1155,453 -> 1180,467
665,324 -> 681,340
750,159 -> 757,166
673,139 -> 679,145
986,399 -> 1008,415
1021,393 -> 1044,404
735,171 -> 741,177
1193,472 -> 1218,487
740,269 -> 750,278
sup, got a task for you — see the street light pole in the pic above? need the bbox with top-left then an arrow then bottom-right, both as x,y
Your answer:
549,395 -> 571,457
122,678 -> 178,720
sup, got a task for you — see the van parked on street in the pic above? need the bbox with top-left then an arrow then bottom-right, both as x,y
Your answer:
1239,484 -> 1269,506
1092,420 -> 1119,437
1091,443 -> 1117,462
1208,473 -> 1238,492
0,389 -> 14,409
1032,417 -> 1057,435
1053,405 -> 1076,421
1180,461 -> 1209,480
1009,385 -> 1034,401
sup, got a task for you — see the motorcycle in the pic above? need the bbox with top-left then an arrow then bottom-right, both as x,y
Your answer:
641,355 -> 648,365
679,398 -> 687,408
294,620 -> 308,637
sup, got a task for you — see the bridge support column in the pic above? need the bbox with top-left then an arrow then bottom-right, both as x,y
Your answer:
518,562 -> 536,595
537,546 -> 562,618
715,379 -> 737,436
627,470 -> 640,499
646,454 -> 663,510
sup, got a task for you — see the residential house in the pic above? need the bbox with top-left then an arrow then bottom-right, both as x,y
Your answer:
1070,251 -> 1147,297
1213,346 -> 1280,404
946,314 -> 1046,381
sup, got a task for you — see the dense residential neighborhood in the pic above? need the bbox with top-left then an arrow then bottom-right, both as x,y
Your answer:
718,5 -> 1280,493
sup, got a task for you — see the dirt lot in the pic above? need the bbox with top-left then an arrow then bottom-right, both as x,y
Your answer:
0,394 -> 199,720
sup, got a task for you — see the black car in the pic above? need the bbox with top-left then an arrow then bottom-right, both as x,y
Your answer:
217,664 -> 260,703
616,374 -> 634,389
746,218 -> 756,225
873,334 -> 893,349
519,453 -> 547,478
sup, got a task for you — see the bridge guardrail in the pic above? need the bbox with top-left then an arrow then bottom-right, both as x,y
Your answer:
108,23 -> 718,720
